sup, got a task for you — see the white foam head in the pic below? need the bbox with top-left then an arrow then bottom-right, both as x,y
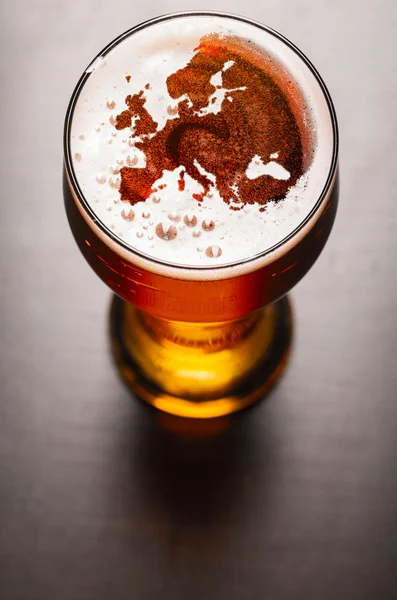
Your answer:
69,13 -> 336,269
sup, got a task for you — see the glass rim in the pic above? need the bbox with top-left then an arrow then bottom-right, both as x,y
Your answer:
63,10 -> 339,273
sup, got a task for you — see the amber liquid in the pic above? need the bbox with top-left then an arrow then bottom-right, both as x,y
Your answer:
64,170 -> 338,417
110,295 -> 293,418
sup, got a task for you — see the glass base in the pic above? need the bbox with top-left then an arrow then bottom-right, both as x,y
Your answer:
109,296 -> 293,419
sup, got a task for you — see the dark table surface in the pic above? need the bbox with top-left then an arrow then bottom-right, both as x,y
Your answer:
1,1 -> 397,599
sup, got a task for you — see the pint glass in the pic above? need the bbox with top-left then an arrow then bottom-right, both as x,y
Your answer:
64,12 -> 338,418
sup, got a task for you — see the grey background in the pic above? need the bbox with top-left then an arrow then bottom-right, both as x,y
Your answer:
1,1 -> 397,599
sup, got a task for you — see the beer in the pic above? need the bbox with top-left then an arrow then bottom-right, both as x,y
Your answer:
64,13 -> 338,417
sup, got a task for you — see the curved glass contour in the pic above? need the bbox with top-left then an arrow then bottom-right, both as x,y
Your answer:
63,12 -> 339,418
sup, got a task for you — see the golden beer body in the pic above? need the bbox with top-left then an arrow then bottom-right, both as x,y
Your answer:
64,171 -> 338,417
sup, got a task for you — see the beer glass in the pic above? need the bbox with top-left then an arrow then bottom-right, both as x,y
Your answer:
63,12 -> 339,418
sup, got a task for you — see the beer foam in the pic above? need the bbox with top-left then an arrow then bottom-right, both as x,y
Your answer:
70,14 -> 334,267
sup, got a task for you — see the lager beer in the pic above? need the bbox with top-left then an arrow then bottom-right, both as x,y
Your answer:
64,12 -> 338,417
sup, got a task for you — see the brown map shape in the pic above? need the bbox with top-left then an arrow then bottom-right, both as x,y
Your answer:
115,35 -> 307,209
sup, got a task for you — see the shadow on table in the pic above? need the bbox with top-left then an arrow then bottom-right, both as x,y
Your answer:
114,397 -> 282,551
